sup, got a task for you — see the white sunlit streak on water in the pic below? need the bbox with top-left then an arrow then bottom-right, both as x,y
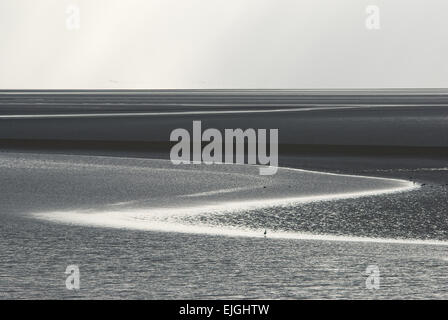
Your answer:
30,162 -> 448,247
0,104 -> 442,119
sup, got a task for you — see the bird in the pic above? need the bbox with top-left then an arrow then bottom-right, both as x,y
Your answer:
264,229 -> 267,237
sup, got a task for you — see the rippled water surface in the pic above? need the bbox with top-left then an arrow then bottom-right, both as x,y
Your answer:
1,152 -> 448,299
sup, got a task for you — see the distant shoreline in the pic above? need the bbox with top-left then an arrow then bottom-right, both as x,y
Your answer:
1,88 -> 448,95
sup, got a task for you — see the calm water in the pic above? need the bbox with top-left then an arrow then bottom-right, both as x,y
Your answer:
1,152 -> 448,299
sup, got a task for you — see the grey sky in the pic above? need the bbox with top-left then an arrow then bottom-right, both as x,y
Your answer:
1,0 -> 447,89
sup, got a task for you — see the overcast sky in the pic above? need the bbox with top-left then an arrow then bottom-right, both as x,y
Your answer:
1,0 -> 447,89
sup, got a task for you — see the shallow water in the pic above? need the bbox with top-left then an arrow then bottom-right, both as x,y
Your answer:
2,215 -> 448,299
1,152 -> 448,299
